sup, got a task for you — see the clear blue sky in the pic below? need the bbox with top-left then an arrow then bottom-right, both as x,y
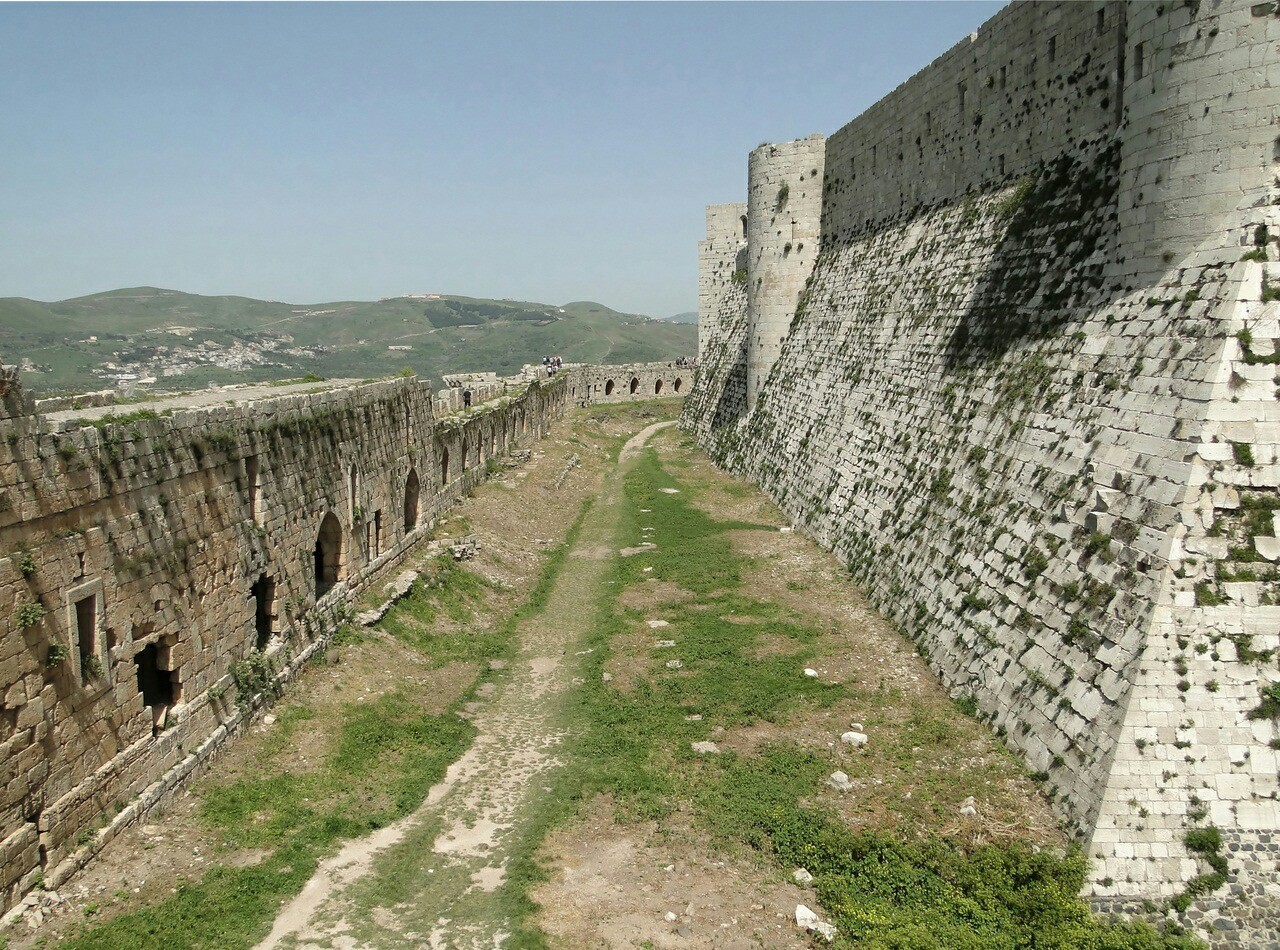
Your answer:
1,1 -> 1005,317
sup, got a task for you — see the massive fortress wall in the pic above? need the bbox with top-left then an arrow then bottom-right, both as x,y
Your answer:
686,0 -> 1280,938
0,370 -> 572,911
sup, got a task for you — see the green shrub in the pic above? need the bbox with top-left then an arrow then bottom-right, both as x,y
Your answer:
1247,681 -> 1280,721
1233,442 -> 1256,467
1171,827 -> 1228,912
14,549 -> 36,578
1194,582 -> 1223,607
16,601 -> 45,629
232,651 -> 279,711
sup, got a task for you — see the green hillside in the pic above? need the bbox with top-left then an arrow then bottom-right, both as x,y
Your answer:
0,288 -> 697,395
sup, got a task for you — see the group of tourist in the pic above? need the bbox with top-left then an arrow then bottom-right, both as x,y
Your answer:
541,355 -> 564,377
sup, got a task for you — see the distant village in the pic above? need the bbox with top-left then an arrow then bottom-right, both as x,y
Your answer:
21,331 -> 327,392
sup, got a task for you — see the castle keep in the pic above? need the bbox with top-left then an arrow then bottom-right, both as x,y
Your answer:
686,0 -> 1280,938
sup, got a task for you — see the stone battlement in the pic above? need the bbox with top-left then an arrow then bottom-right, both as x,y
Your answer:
686,0 -> 1280,941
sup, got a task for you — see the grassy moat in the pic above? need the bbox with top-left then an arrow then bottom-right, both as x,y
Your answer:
7,400 -> 1199,950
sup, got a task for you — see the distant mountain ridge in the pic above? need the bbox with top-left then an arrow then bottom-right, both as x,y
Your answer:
0,287 -> 696,395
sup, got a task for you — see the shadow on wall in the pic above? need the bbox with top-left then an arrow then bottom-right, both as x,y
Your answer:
706,245 -> 752,434
944,140 -> 1121,368
709,337 -> 749,434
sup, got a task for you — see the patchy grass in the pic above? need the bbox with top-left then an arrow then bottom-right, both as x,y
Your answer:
60,503 -> 592,950
518,442 -> 1201,948
61,692 -> 475,950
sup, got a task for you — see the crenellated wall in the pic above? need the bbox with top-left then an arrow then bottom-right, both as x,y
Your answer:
686,0 -> 1280,939
0,371 -> 568,911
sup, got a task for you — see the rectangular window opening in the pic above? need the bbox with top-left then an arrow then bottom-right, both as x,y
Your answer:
251,573 -> 276,650
958,81 -> 967,113
75,594 -> 97,684
998,154 -> 1006,176
1134,42 -> 1146,80
1097,8 -> 1106,34
999,65 -> 1007,90
1049,36 -> 1057,62
134,643 -> 179,736
373,509 -> 383,559
245,455 -> 263,525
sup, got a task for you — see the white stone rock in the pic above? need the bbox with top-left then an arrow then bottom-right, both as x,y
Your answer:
660,488 -> 680,494
656,640 -> 676,648
827,771 -> 853,792
959,796 -> 979,817
648,619 -> 670,628
841,731 -> 868,748
803,668 -> 819,678
793,867 -> 814,885
1256,536 -> 1280,561
795,905 -> 836,941
665,911 -> 678,922
666,659 -> 683,669
692,741 -> 721,754
262,714 -> 277,726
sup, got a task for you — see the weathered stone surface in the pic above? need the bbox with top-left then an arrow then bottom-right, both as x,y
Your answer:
684,0 -> 1280,942
0,370 -> 587,912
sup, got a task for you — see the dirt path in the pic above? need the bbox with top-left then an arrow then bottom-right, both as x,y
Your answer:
257,421 -> 675,949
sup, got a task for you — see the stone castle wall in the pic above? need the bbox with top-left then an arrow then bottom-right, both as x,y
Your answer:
697,203 -> 747,360
0,372 -> 569,911
686,0 -> 1280,939
569,362 -> 692,403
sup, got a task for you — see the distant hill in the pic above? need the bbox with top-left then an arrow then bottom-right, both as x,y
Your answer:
0,287 -> 697,395
662,311 -> 697,325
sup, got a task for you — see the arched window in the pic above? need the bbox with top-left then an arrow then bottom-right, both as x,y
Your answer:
439,446 -> 450,485
674,377 -> 683,393
654,379 -> 664,395
404,469 -> 420,532
740,214 -> 748,239
314,513 -> 344,598
629,377 -> 639,395
605,379 -> 615,396
460,440 -> 468,470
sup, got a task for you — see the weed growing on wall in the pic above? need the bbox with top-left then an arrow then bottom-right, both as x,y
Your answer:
15,600 -> 45,629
